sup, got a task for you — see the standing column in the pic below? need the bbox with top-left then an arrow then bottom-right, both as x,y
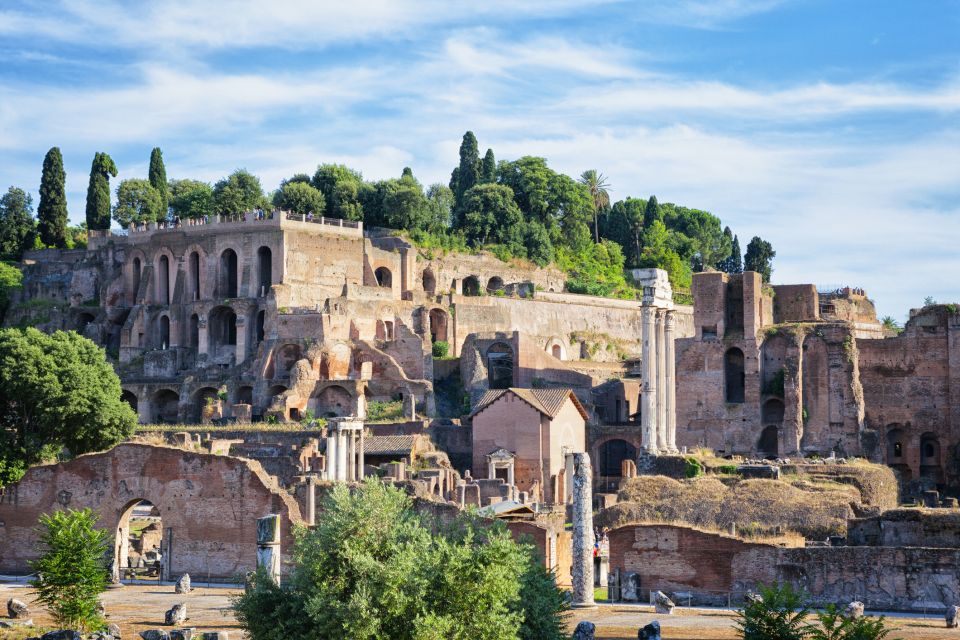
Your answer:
325,431 -> 338,481
640,306 -> 658,454
346,432 -> 355,481
358,428 -> 365,480
256,514 -> 282,585
656,309 -> 668,452
571,453 -> 595,608
305,475 -> 316,526
665,311 -> 678,452
336,429 -> 348,482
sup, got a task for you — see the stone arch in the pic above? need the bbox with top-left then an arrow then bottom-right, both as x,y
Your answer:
219,248 -> 239,298
121,389 -> 138,414
114,498 -> 164,580
130,255 -> 143,304
155,250 -> 174,305
463,276 -> 481,296
597,439 -> 637,477
150,389 -> 180,424
268,384 -> 288,399
422,268 -> 436,295
188,250 -> 202,301
158,314 -> 170,349
209,305 -> 237,349
724,347 -> 745,403
920,432 -> 943,484
192,386 -> 220,423
487,276 -> 504,294
375,267 -> 392,288
761,335 -> 789,397
236,385 -> 254,406
257,246 -> 272,296
545,336 -> 567,361
762,398 -> 785,425
428,308 -> 449,343
76,311 -> 95,334
486,342 -> 514,389
758,425 -> 779,459
313,384 -> 353,418
886,426 -> 906,462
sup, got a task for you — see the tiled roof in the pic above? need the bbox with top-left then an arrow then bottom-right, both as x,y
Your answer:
361,435 -> 418,455
470,388 -> 588,420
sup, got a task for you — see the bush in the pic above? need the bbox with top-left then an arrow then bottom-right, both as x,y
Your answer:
366,400 -> 405,423
684,456 -> 703,478
432,340 -> 450,358
30,508 -> 110,631
234,479 -> 568,640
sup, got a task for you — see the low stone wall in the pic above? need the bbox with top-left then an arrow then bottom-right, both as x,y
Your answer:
609,523 -> 960,612
0,443 -> 302,580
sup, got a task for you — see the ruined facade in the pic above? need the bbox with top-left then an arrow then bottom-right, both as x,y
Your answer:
676,271 -> 960,493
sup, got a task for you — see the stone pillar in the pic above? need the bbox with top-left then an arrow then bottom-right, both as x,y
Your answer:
326,432 -> 338,481
571,452 -> 595,608
358,427 -> 365,480
235,315 -> 248,365
640,306 -> 658,454
346,432 -> 356,481
305,475 -> 316,526
564,451 -> 575,504
656,310 -> 667,451
336,429 -> 348,482
256,514 -> 281,585
507,460 -> 515,487
197,316 -> 209,357
664,311 -> 678,452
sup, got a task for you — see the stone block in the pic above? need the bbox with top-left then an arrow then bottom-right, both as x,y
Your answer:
140,632 -> 170,640
170,629 -> 196,640
164,603 -> 187,626
0,619 -> 33,629
621,572 -> 639,601
653,591 -> 675,615
37,632 -> 83,640
7,597 -> 29,618
737,465 -> 780,479
572,621 -> 595,640
638,620 -> 661,640
175,573 -> 191,594
845,601 -> 864,619
947,604 -> 959,628
107,623 -> 122,639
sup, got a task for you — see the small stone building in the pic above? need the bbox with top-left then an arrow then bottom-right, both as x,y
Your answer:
470,388 -> 587,505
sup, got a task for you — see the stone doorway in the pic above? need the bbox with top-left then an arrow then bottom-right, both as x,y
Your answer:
114,499 -> 166,582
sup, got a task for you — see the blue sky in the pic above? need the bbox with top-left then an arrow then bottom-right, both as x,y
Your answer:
1,0 -> 958,320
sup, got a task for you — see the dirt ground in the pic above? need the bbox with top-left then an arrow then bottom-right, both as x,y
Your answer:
0,583 -> 952,640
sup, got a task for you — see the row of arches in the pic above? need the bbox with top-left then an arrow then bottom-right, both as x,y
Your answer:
144,306 -> 266,353
129,245 -> 273,306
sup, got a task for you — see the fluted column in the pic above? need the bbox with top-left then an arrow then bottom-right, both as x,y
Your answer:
656,309 -> 668,451
665,311 -> 678,452
640,306 -> 658,454
325,431 -> 337,481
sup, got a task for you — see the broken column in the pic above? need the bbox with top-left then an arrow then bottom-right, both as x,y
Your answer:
304,474 -> 317,526
256,514 -> 281,585
571,452 -> 595,608
640,306 -> 658,455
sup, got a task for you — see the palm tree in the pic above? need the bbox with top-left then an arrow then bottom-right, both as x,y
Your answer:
580,169 -> 611,243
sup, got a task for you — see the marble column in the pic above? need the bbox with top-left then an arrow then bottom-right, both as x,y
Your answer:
640,306 -> 658,454
665,311 -> 678,452
325,432 -> 338,481
656,309 -> 668,452
358,428 -> 365,480
256,514 -> 282,585
346,432 -> 355,481
304,475 -> 316,526
336,429 -> 348,482
571,453 -> 595,608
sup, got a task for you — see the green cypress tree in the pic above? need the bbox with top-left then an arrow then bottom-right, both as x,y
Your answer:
744,236 -> 775,282
642,194 -> 660,228
453,131 -> 480,226
148,147 -> 169,218
729,234 -> 743,273
84,152 -> 117,230
37,147 -> 68,248
481,148 -> 496,183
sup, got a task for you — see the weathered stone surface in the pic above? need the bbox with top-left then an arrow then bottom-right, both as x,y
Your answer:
107,623 -> 123,639
570,452 -> 595,607
0,619 -> 33,629
845,601 -> 864,619
164,603 -> 187,626
7,597 -> 29,618
175,574 -> 191,594
638,620 -> 661,640
571,620 -> 595,640
653,591 -> 675,615
947,604 -> 959,628
621,571 -> 639,602
140,631 -> 170,640
37,632 -> 82,640
170,629 -> 196,640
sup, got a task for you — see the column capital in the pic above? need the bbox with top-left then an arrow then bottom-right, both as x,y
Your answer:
641,305 -> 657,321
664,310 -> 676,332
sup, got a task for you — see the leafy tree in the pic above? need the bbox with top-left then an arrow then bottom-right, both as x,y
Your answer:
638,220 -> 693,291
273,181 -> 326,217
661,204 -> 729,272
744,236 -> 776,283
0,262 -> 22,323
460,184 -> 523,248
37,147 -> 69,248
284,173 -> 313,185
425,183 -> 454,233
735,583 -> 810,640
0,187 -> 36,260
84,153 -> 117,231
604,197 -> 646,266
524,221 -> 554,266
148,147 -> 169,216
312,164 -> 365,221
65,224 -> 88,250
579,169 -> 611,243
923,296 -> 936,307
363,172 -> 432,232
452,131 -> 480,224
169,179 -> 214,220
643,194 -> 661,228
0,328 -> 136,486
213,169 -> 267,215
481,148 -> 496,184
30,508 -> 109,631
113,179 -> 163,228
556,240 -> 632,299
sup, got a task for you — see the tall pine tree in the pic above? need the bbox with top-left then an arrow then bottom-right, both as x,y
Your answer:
481,148 -> 496,183
84,153 -> 117,230
37,147 -> 68,248
452,131 -> 480,227
642,195 -> 660,228
729,234 -> 743,273
148,147 -> 169,219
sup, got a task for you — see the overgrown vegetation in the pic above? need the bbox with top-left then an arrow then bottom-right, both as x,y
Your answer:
432,340 -> 450,358
30,508 -> 110,632
366,400 -> 405,423
233,479 -> 568,640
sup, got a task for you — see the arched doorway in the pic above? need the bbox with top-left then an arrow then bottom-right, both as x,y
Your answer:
758,425 -> 779,459
121,390 -> 138,414
76,312 -> 95,334
598,439 -> 638,477
157,254 -> 170,304
151,389 -> 179,424
724,348 -> 745,403
313,385 -> 353,417
159,315 -> 170,349
210,306 -> 237,350
429,308 -> 449,343
188,251 -> 201,301
375,267 -> 392,288
486,342 -> 514,389
236,385 -> 253,406
131,257 -> 142,303
257,246 -> 272,296
551,344 -> 562,360
463,276 -> 480,296
920,432 -> 943,484
422,269 -> 436,294
192,386 -> 220,423
487,276 -> 504,294
115,499 -> 165,581
220,249 -> 238,298
761,335 -> 789,397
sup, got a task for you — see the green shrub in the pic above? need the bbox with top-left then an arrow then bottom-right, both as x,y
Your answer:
432,340 -> 450,358
716,464 -> 739,475
684,456 -> 703,478
366,400 -> 404,423
735,583 -> 810,640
